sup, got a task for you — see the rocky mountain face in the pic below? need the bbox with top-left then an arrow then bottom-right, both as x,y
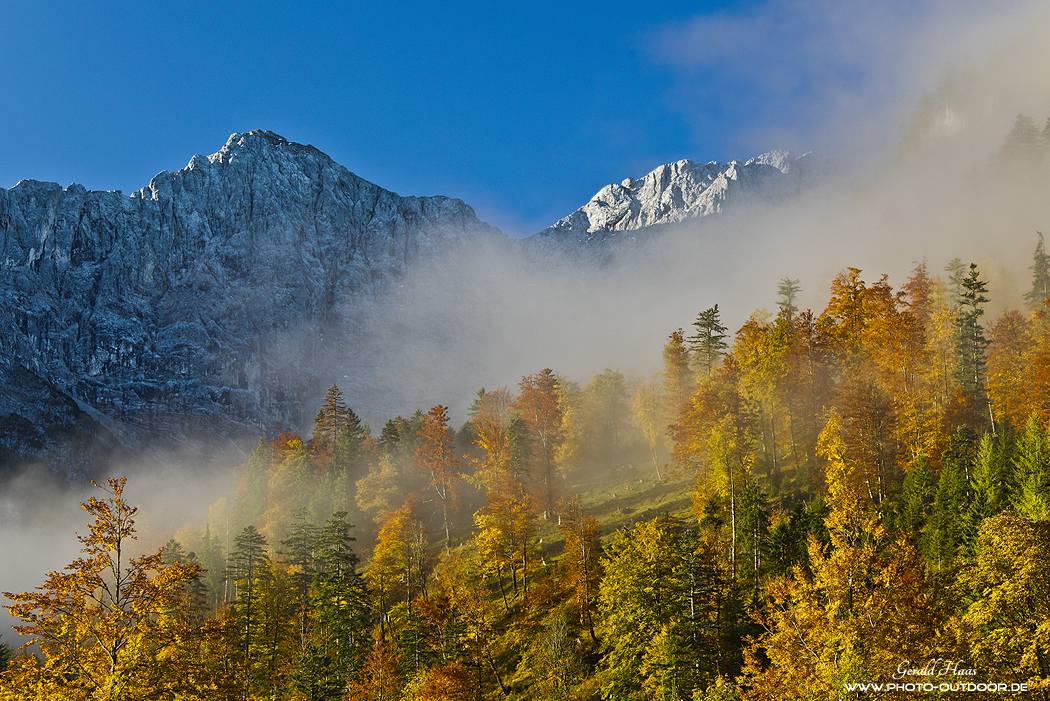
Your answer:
528,150 -> 826,247
0,131 -> 499,480
0,134 -> 823,481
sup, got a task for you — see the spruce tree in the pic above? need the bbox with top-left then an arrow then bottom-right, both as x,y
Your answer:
776,277 -> 801,317
953,263 -> 990,400
303,511 -> 369,690
896,455 -> 932,535
0,637 -> 11,673
964,433 -> 1012,553
1012,416 -> 1050,519
737,480 -> 769,609
944,257 -> 967,311
227,525 -> 271,662
924,428 -> 976,569
1024,232 -> 1050,312
1001,113 -> 1043,161
688,304 -> 729,376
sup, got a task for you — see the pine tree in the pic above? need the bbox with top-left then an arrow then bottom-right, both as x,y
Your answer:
689,305 -> 730,376
0,637 -> 11,673
737,480 -> 769,609
280,510 -> 321,643
924,428 -> 976,569
314,384 -> 351,451
1024,232 -> 1050,312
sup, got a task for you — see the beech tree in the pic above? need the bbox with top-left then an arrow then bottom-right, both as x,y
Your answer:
558,495 -> 602,643
415,405 -> 463,551
516,369 -> 564,520
663,329 -> 693,421
2,478 -> 237,699
632,376 -> 667,480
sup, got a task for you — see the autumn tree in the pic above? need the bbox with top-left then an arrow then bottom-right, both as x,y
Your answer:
558,495 -> 602,643
416,405 -> 463,551
471,418 -> 536,605
739,468 -> 949,701
672,358 -> 757,567
956,514 -> 1050,695
633,375 -> 667,480
473,478 -> 534,605
563,368 -> 631,468
663,329 -> 693,421
2,478 -> 237,699
346,640 -> 404,701
733,312 -> 790,480
818,375 -> 899,509
369,503 -> 428,641
986,309 -> 1037,430
516,369 -> 564,520
596,518 -> 685,699
357,453 -> 409,524
584,368 -> 630,457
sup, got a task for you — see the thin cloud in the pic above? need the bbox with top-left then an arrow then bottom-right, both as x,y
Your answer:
645,0 -> 1043,161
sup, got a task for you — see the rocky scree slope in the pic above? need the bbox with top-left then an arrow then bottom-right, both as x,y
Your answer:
0,130 -> 499,480
528,150 -> 826,247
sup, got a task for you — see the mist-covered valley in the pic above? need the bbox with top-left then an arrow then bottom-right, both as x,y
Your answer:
5,5 -> 1050,697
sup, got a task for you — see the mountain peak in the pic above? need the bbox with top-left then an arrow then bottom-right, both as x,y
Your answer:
529,150 -> 826,245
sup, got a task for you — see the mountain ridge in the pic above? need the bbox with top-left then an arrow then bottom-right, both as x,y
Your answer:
0,131 -> 822,480
0,130 -> 500,479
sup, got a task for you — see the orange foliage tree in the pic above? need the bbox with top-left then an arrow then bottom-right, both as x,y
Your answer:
415,405 -> 463,552
515,369 -> 564,520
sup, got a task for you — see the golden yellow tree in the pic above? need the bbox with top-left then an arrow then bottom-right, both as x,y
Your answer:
954,514 -> 1050,695
739,473 -> 950,701
1,477 -> 238,700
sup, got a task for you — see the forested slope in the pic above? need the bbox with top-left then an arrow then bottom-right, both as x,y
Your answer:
6,235 -> 1050,698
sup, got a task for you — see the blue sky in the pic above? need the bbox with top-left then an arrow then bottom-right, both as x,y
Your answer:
0,1 -> 1031,235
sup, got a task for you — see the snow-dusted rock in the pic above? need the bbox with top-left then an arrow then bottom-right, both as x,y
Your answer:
529,150 -> 826,246
0,131 -> 499,478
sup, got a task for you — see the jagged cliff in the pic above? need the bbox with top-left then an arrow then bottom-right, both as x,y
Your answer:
0,130 -> 500,479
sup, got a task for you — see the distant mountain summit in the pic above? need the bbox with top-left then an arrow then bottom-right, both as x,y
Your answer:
529,150 -> 826,246
0,130 -> 499,479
